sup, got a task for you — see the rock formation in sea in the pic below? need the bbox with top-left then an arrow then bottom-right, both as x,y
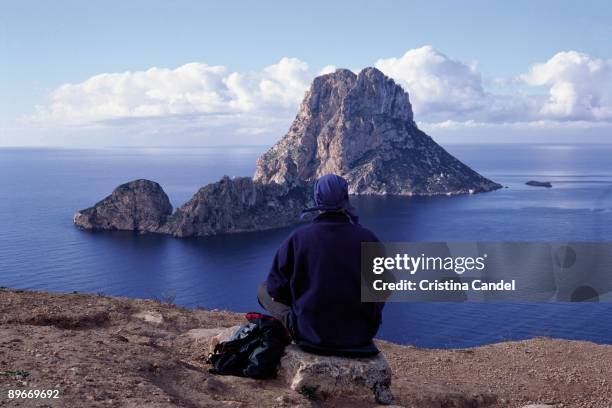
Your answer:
73,179 -> 172,233
75,177 -> 312,237
159,177 -> 311,237
74,67 -> 501,237
254,67 -> 501,195
526,180 -> 553,188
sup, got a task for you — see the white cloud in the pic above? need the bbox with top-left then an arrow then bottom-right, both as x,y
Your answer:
376,47 -> 612,126
319,65 -> 337,75
224,57 -> 311,112
33,57 -> 312,124
16,47 -> 612,146
374,46 -> 542,124
521,51 -> 612,120
420,119 -> 612,130
375,46 -> 487,118
20,57 -> 316,146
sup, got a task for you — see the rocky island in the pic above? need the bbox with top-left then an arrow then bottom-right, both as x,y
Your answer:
254,68 -> 500,195
73,179 -> 172,233
74,68 -> 501,237
526,180 -> 553,188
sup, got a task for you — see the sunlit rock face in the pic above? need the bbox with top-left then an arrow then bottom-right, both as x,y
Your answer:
254,67 -> 501,195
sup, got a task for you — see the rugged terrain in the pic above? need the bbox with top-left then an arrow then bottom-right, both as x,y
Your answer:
159,177 -> 312,237
1,289 -> 611,407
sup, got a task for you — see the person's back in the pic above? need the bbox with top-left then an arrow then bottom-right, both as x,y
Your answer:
258,174 -> 384,356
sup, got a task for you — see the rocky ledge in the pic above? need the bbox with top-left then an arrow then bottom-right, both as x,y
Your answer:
75,67 -> 501,236
1,288 -> 611,407
196,325 -> 394,404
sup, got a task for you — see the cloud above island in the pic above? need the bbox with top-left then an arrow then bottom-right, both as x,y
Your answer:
375,46 -> 488,117
521,51 -> 612,121
33,57 -> 311,123
13,46 -> 612,146
375,46 -> 612,125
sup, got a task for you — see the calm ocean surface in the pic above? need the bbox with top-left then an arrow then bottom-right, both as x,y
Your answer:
1,144 -> 611,348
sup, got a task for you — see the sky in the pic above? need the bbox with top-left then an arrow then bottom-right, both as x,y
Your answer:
1,0 -> 612,146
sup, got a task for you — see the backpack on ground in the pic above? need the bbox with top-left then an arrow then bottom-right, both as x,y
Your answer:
206,312 -> 291,379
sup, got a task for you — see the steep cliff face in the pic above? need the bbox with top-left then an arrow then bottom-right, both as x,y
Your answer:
74,177 -> 311,237
73,179 -> 172,232
160,177 -> 312,237
254,67 -> 501,195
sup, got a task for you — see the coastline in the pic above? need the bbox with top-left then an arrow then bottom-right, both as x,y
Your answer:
1,288 -> 610,407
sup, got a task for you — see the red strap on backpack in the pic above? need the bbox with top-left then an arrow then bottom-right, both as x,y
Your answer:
245,312 -> 277,321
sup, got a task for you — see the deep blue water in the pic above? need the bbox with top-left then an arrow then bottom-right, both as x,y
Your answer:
1,144 -> 611,348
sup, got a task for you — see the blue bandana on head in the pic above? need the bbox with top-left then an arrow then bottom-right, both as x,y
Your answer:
301,174 -> 358,223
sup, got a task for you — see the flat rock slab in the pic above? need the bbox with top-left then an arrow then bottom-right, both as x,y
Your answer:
197,326 -> 394,404
521,405 -> 555,408
186,327 -> 228,341
279,344 -> 394,405
187,326 -> 240,353
132,311 -> 163,324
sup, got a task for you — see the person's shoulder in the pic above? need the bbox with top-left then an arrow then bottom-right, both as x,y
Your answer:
280,223 -> 322,250
290,220 -> 379,242
289,220 -> 343,241
284,222 -> 315,241
289,222 -> 319,238
354,224 -> 380,242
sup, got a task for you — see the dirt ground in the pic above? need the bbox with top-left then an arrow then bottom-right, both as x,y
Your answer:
1,289 -> 611,407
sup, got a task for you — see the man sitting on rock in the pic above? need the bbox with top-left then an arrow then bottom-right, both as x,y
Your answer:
257,174 -> 384,356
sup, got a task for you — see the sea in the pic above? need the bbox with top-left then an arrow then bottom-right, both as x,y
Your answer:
1,144 -> 611,348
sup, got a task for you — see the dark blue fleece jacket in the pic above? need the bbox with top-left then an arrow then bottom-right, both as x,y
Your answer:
265,212 -> 384,352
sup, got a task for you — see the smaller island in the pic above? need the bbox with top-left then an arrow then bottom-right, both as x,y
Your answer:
526,180 -> 552,188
